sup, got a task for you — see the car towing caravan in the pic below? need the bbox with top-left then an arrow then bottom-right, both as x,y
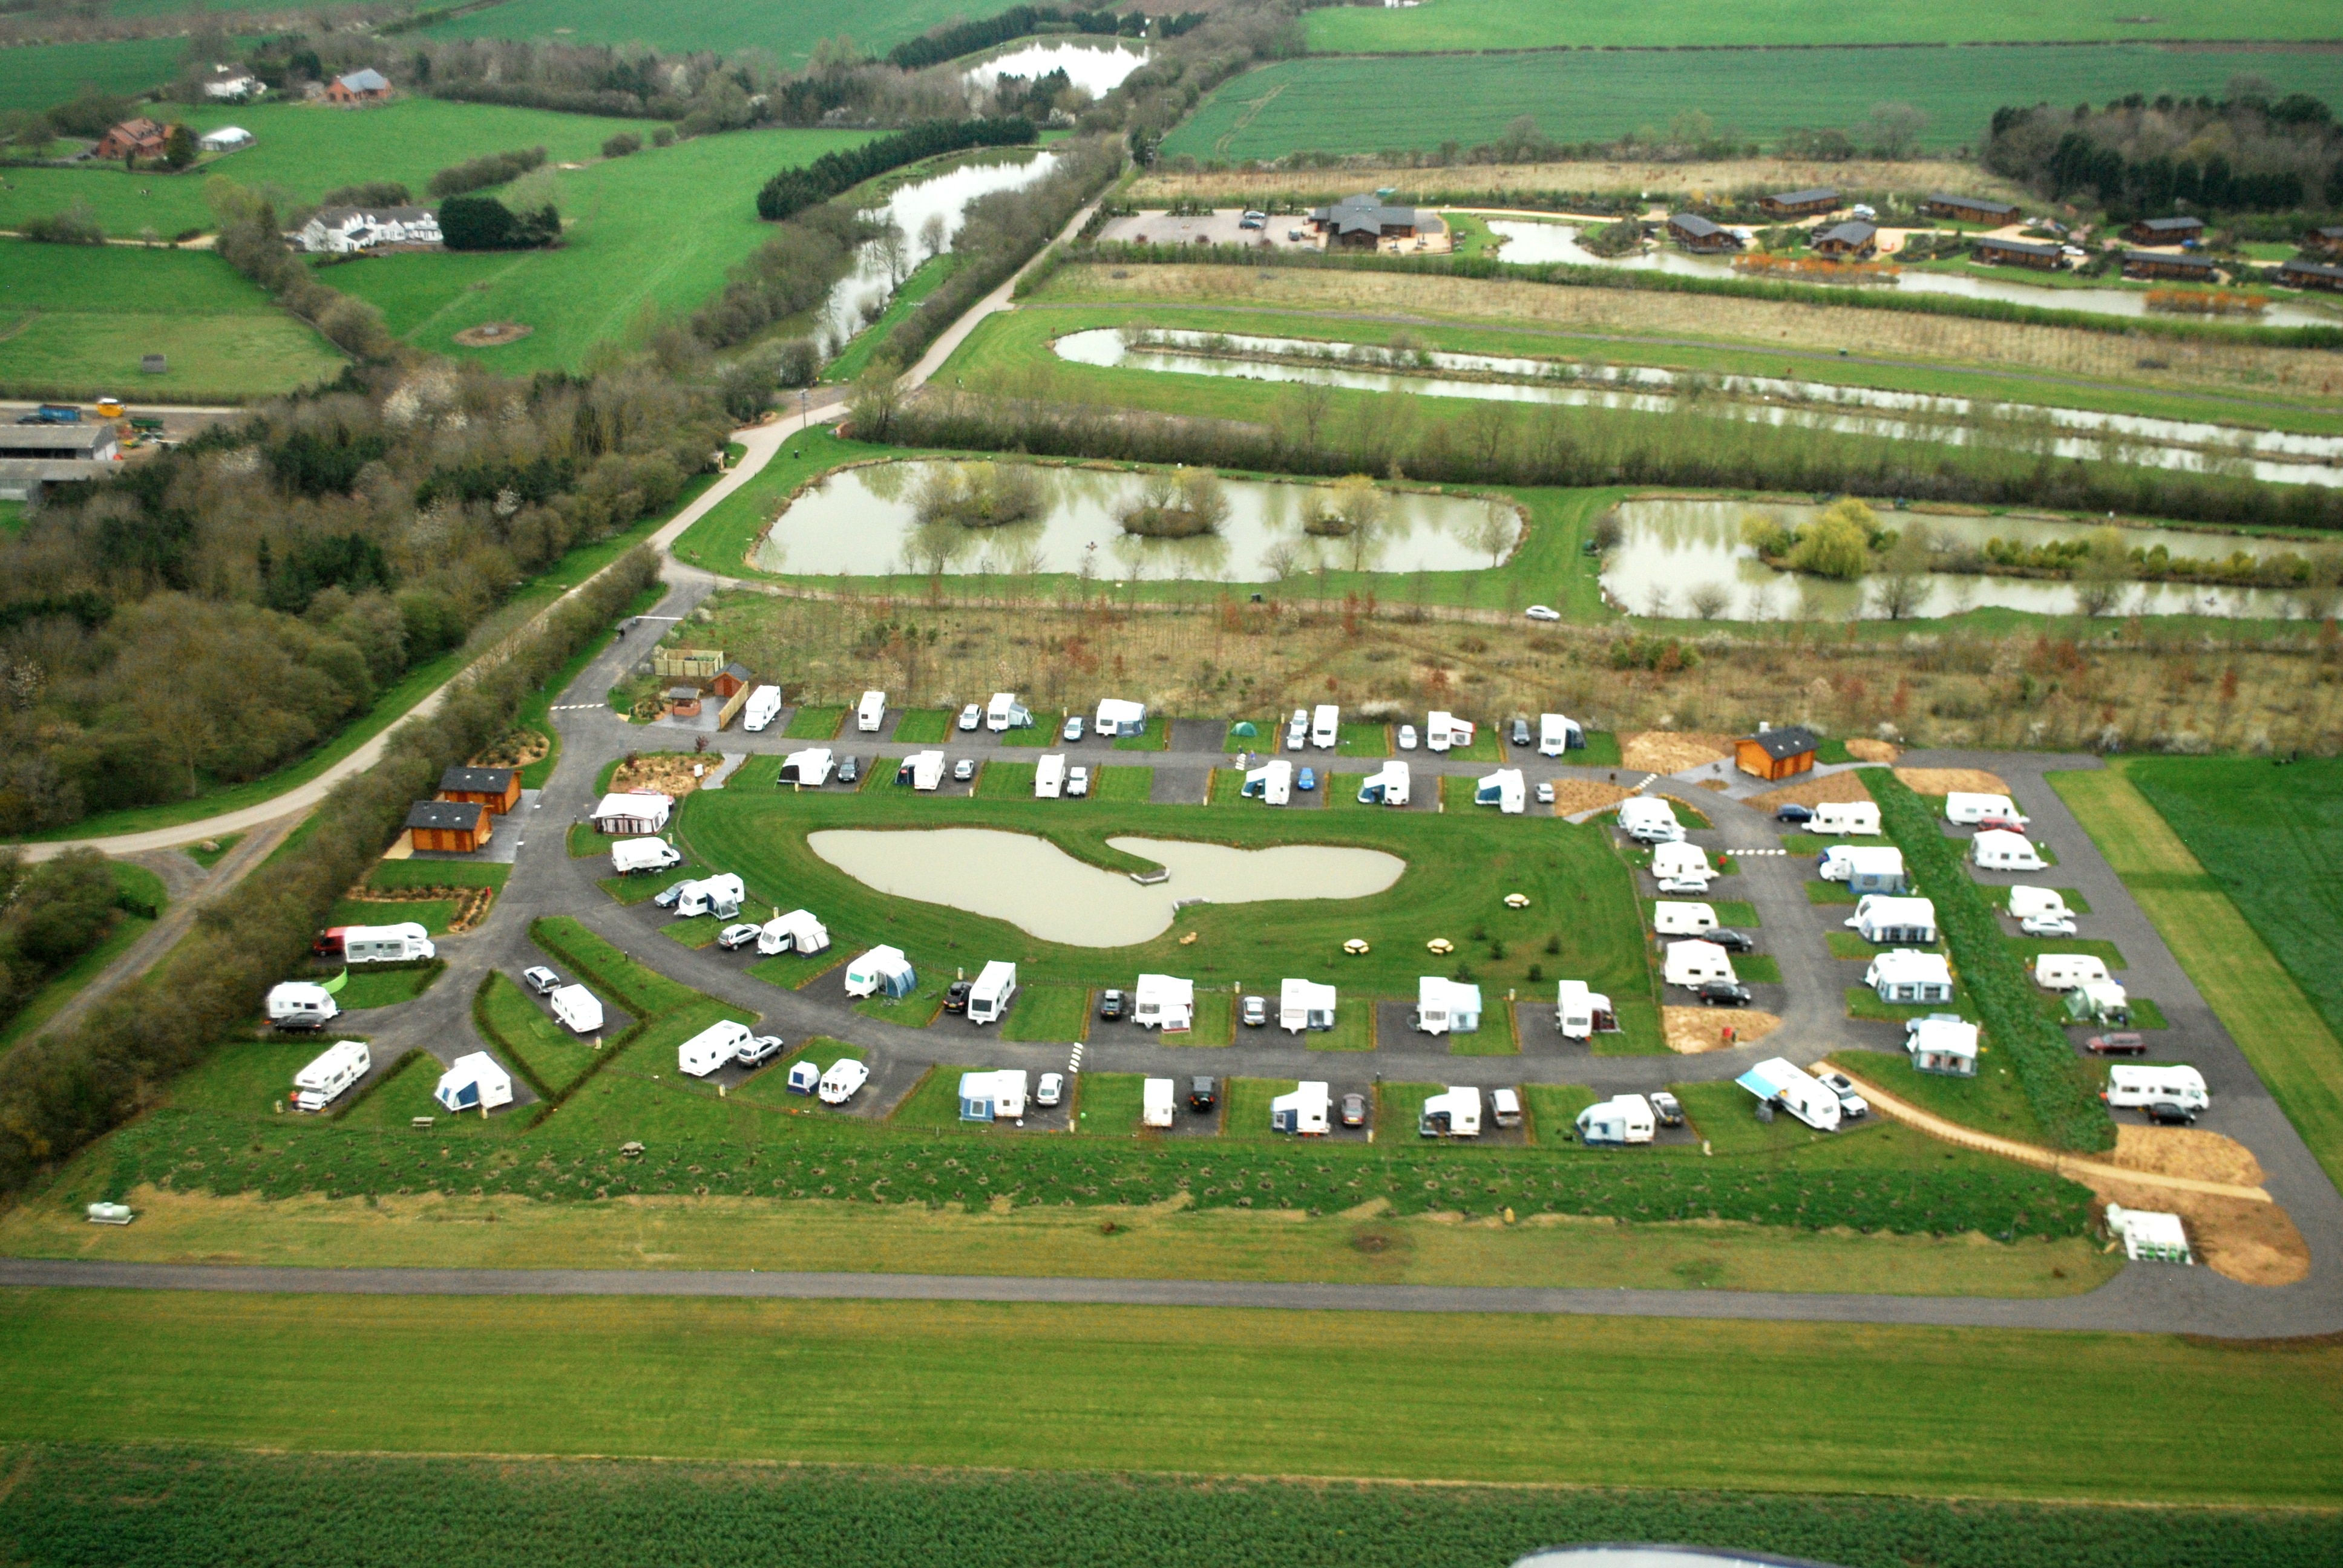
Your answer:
1310,704 -> 1340,748
1418,1086 -> 1481,1138
856,690 -> 886,732
985,691 -> 1032,731
1554,979 -> 1617,1039
341,923 -> 434,964
1575,1093 -> 1656,1145
741,685 -> 783,731
1735,1057 -> 1843,1131
266,981 -> 340,1030
1538,712 -> 1582,755
291,1040 -> 370,1111
1473,768 -> 1526,815
1271,1080 -> 1331,1135
967,960 -> 1018,1024
1355,760 -> 1410,806
1240,760 -> 1293,805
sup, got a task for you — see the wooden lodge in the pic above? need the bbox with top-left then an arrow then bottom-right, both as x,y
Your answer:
1666,212 -> 1738,253
1760,188 -> 1840,218
2279,257 -> 2343,293
2123,250 -> 2215,281
2304,226 -> 2343,256
1975,236 -> 2063,269
1735,727 -> 1819,782
2128,215 -> 2203,245
1306,193 -> 1429,250
437,765 -> 522,814
1810,220 -> 1878,260
1925,192 -> 2019,225
406,799 -> 492,854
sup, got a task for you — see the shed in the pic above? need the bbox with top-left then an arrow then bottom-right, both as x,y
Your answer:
958,1068 -> 1029,1120
591,791 -> 672,834
1976,236 -> 2063,269
434,1052 -> 513,1114
437,764 -> 521,813
1867,948 -> 1953,1004
1908,1016 -> 1979,1076
710,662 -> 755,699
405,798 -> 491,853
1133,973 -> 1194,1031
1735,725 -> 1817,780
1810,220 -> 1878,259
0,425 -> 119,463
2105,1203 -> 2192,1264
1271,1080 -> 1332,1135
1924,193 -> 2018,224
1666,212 -> 1738,252
2128,215 -> 2203,244
1761,188 -> 1840,217
1279,977 -> 1337,1033
1414,976 -> 1481,1035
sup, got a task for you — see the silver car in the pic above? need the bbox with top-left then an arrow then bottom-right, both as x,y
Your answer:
522,965 -> 562,995
958,704 -> 981,731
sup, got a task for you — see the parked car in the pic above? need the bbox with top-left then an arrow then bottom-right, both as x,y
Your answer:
837,754 -> 862,784
1297,766 -> 1316,792
958,704 -> 981,731
1696,980 -> 1752,1007
1037,1071 -> 1064,1107
2086,1032 -> 2148,1056
1815,1070 -> 1870,1119
652,883 -> 686,910
1510,717 -> 1532,748
1188,1076 -> 1217,1112
1976,812 -> 2028,834
943,980 -> 972,1013
1063,715 -> 1085,742
736,1034 -> 785,1068
1340,1092 -> 1368,1128
1774,803 -> 1815,825
1098,989 -> 1127,1021
953,757 -> 975,782
1524,604 -> 1561,622
1648,1089 -> 1684,1128
1397,724 -> 1418,751
1240,995 -> 1267,1027
2020,913 -> 2077,936
522,965 -> 562,996
1237,213 -> 1264,230
1536,780 -> 1555,805
1066,765 -> 1090,797
1707,928 -> 1756,954
716,923 -> 762,950
1656,875 -> 1711,895
2145,1100 -> 2198,1126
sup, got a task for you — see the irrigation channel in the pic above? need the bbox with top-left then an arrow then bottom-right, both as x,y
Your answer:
1054,327 -> 2343,488
1480,218 -> 2343,330
752,459 -> 1519,578
815,149 -> 1063,353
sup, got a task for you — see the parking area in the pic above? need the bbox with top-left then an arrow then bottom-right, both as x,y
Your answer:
1095,209 -> 1325,249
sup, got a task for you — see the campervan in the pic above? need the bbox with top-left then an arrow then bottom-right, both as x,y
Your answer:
742,685 -> 784,732
1414,976 -> 1482,1035
1279,978 -> 1337,1033
1142,1077 -> 1176,1128
1418,1086 -> 1481,1138
818,1059 -> 870,1105
1972,829 -> 2046,871
2105,1063 -> 2209,1112
1817,844 -> 1906,893
856,690 -> 886,732
1473,769 -> 1525,815
1812,800 -> 1882,835
757,909 -> 830,956
341,923 -> 435,964
1271,1080 -> 1331,1135
777,748 -> 834,786
1133,973 -> 1194,1031
1311,704 -> 1340,749
986,692 -> 1032,731
958,1069 -> 1029,1120
968,960 -> 1018,1025
1096,697 -> 1148,737
1555,979 -> 1616,1039
2033,953 -> 2111,991
548,984 -> 603,1034
843,945 -> 916,999
1355,761 -> 1410,806
267,982 -> 339,1030
2008,886 -> 2069,922
1575,1093 -> 1656,1146
1652,901 -> 1719,937
1663,939 -> 1737,989
897,751 -> 946,791
433,1053 -> 513,1114
673,874 -> 745,919
1735,1057 -> 1842,1131
1650,840 -> 1712,890
1035,753 -> 1067,799
1538,713 -> 1582,756
1240,760 -> 1293,806
1846,895 -> 1937,945
678,1019 -> 756,1077
611,837 -> 683,875
1946,791 -> 2026,828
292,1040 -> 370,1111
1616,797 -> 1683,844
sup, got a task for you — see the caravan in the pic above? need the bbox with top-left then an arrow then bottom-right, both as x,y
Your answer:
1555,979 -> 1617,1039
1616,797 -> 1684,844
1426,710 -> 1475,753
267,981 -> 339,1031
1414,976 -> 1482,1035
778,748 -> 834,786
1846,895 -> 1938,945
1418,1086 -> 1482,1138
1096,698 -> 1148,738
968,960 -> 1018,1024
856,690 -> 887,732
1310,704 -> 1340,749
1650,841 -> 1712,891
1473,769 -> 1526,815
1141,1077 -> 1176,1128
1812,800 -> 1882,835
1908,1016 -> 1980,1076
2066,979 -> 2131,1026
611,837 -> 683,875
986,692 -> 1033,731
2008,886 -> 2069,922
548,985 -> 604,1034
673,874 -> 745,919
341,923 -> 435,964
1355,761 -> 1410,806
1946,791 -> 2027,828
1575,1093 -> 1656,1146
291,1040 -> 370,1111
1735,1057 -> 1843,1131
1035,753 -> 1067,799
1818,844 -> 1907,893
2105,1063 -> 2208,1112
1972,829 -> 2046,871
1240,760 -> 1293,806
1538,713 -> 1583,756
742,685 -> 784,732
678,1019 -> 755,1077
844,946 -> 916,999
1651,901 -> 1719,937
896,751 -> 946,791
2033,953 -> 2111,991
757,909 -> 830,956
1867,949 -> 1953,1004
958,1069 -> 1029,1121
1271,1080 -> 1332,1135
1279,978 -> 1337,1033
1663,939 -> 1737,989
433,1053 -> 513,1115
1133,973 -> 1194,1031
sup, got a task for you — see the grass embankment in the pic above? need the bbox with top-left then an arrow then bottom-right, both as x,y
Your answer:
2054,762 -> 2343,1191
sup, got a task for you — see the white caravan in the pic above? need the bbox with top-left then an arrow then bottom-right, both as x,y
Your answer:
1241,760 -> 1293,806
1867,949 -> 1954,1004
1310,704 -> 1340,748
1474,768 -> 1526,815
742,685 -> 784,732
1418,1086 -> 1482,1138
673,874 -> 745,919
1279,978 -> 1337,1033
777,748 -> 834,786
1735,1057 -> 1843,1131
968,960 -> 1018,1025
433,1053 -> 513,1115
757,909 -> 830,956
1846,895 -> 1937,945
1663,939 -> 1737,988
292,1040 -> 370,1111
1035,753 -> 1067,799
549,984 -> 604,1034
2008,886 -> 2070,921
342,923 -> 435,964
818,1058 -> 871,1105
856,690 -> 887,732
678,1020 -> 756,1077
844,945 -> 916,999
610,837 -> 683,875
1616,797 -> 1683,843
1971,829 -> 2046,871
1538,713 -> 1582,756
1142,1076 -> 1176,1128
897,750 -> 946,791
958,1069 -> 1029,1120
1425,710 -> 1475,753
1909,1016 -> 1981,1076
1096,697 -> 1148,737
2066,979 -> 2131,1026
1355,760 -> 1410,806
1650,841 -> 1712,890
1818,844 -> 1907,892
1555,979 -> 1617,1039
1133,973 -> 1194,1031
2033,953 -> 2111,991
266,981 -> 339,1030
2105,1064 -> 2209,1112
1812,800 -> 1882,835
1414,976 -> 1482,1035
1651,900 -> 1719,937
1271,1080 -> 1332,1135
986,692 -> 1032,731
1945,791 -> 2026,827
1576,1093 -> 1657,1146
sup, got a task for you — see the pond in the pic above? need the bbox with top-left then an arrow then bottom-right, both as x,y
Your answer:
1056,327 -> 2343,488
805,829 -> 1406,946
1481,220 -> 2343,330
1602,497 -> 2321,622
816,150 -> 1060,353
752,459 -> 1521,580
964,40 -> 1149,95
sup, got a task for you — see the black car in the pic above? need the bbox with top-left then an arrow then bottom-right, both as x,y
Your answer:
942,979 -> 972,1013
1339,1092 -> 1368,1129
1648,1090 -> 1685,1128
1696,980 -> 1752,1007
1098,989 -> 1127,1021
1774,803 -> 1815,825
2144,1100 -> 2198,1126
1707,928 -> 1757,954
1510,717 -> 1532,748
1188,1076 -> 1217,1113
837,754 -> 862,784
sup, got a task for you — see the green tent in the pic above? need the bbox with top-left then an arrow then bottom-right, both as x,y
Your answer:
1230,721 -> 1257,737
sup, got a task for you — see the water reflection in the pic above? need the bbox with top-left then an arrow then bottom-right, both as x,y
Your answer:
816,151 -> 1060,353
965,41 -> 1149,95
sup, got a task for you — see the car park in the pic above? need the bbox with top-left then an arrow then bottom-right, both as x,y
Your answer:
958,704 -> 981,731
1535,781 -> 1555,805
652,883 -> 686,910
735,1034 -> 786,1068
1037,1072 -> 1064,1107
1297,766 -> 1315,792
2145,1100 -> 2198,1126
1397,725 -> 1417,750
716,923 -> 762,950
1815,1070 -> 1870,1119
1696,980 -> 1752,1007
2087,1032 -> 2148,1056
1098,989 -> 1126,1020
1241,995 -> 1267,1027
1066,766 -> 1090,797
1188,1076 -> 1217,1112
1774,803 -> 1815,825
1063,715 -> 1085,742
1510,717 -> 1532,748
943,980 -> 972,1013
837,755 -> 862,785
2020,913 -> 2078,936
1706,928 -> 1756,953
1340,1092 -> 1368,1128
953,758 -> 975,782
1648,1090 -> 1684,1128
1525,605 -> 1560,621
523,965 -> 562,996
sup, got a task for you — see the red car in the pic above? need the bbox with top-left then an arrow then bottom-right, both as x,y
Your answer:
2086,1033 -> 2147,1056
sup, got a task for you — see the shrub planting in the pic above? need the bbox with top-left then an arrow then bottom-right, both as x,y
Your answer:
427,145 -> 549,200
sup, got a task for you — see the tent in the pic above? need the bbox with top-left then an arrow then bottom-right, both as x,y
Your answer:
434,1053 -> 514,1114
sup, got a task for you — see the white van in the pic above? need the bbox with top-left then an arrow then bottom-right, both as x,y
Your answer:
549,984 -> 603,1034
292,1040 -> 370,1111
2105,1064 -> 2209,1112
818,1058 -> 871,1105
1663,939 -> 1737,988
1946,791 -> 2025,827
1575,1093 -> 1656,1145
968,960 -> 1018,1025
1973,829 -> 2046,871
1311,703 -> 1340,749
741,685 -> 783,732
1652,900 -> 1719,937
2033,953 -> 2110,991
856,690 -> 886,732
1812,800 -> 1882,835
267,981 -> 339,1030
611,837 -> 683,875
1538,713 -> 1581,756
678,1019 -> 756,1077
342,923 -> 435,964
1142,1076 -> 1176,1128
986,691 -> 1032,731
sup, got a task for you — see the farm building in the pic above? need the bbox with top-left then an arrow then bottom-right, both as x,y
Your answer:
1909,1017 -> 1979,1077
202,65 -> 261,100
1666,212 -> 1738,253
405,799 -> 492,853
1761,188 -> 1840,217
2309,226 -> 2343,255
1975,236 -> 2062,269
1867,949 -> 1953,1004
1924,193 -> 2017,224
437,765 -> 521,814
94,118 -> 166,160
1735,725 -> 1817,780
1810,220 -> 1878,260
2279,258 -> 2343,293
0,425 -> 118,465
326,68 -> 393,105
197,125 -> 253,153
2123,250 -> 2216,281
1307,193 -> 1435,249
591,791 -> 672,835
2128,215 -> 2203,244
294,205 -> 442,254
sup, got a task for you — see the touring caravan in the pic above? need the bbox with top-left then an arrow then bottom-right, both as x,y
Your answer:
292,1040 -> 370,1111
1271,1080 -> 1332,1135
855,690 -> 887,732
1309,704 -> 1340,749
778,748 -> 834,786
1414,976 -> 1482,1035
1867,949 -> 1953,1004
1650,840 -> 1712,890
433,1053 -> 513,1115
1240,760 -> 1293,805
1539,713 -> 1583,756
2066,979 -> 2131,1026
1846,895 -> 1937,945
1909,1016 -> 1980,1076
673,874 -> 745,919
1279,978 -> 1337,1033
2105,1203 -> 2192,1265
1616,797 -> 1683,843
742,685 -> 784,732
1426,710 -> 1475,753
1946,791 -> 2026,828
267,981 -> 339,1031
1972,829 -> 2046,871
548,984 -> 603,1034
1355,761 -> 1410,806
591,791 -> 672,835
2105,1063 -> 2209,1112
1652,901 -> 1719,937
1575,1093 -> 1656,1146
611,837 -> 683,875
1473,769 -> 1526,815
958,1068 -> 1029,1120
757,909 -> 830,956
1418,1086 -> 1482,1138
1141,1076 -> 1176,1128
678,1019 -> 756,1077
986,692 -> 1032,731
2033,953 -> 2111,991
896,751 -> 946,791
1663,939 -> 1737,988
968,960 -> 1018,1025
1555,979 -> 1617,1039
1818,844 -> 1907,893
2008,886 -> 2069,921
341,923 -> 435,964
843,945 -> 916,999
1812,800 -> 1882,835
1736,1057 -> 1842,1131
1035,753 -> 1067,799
1096,697 -> 1148,738
1133,973 -> 1194,1031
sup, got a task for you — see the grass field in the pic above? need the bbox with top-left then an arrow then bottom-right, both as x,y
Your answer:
333,963 -> 444,1011
1162,46 -> 2343,162
2055,763 -> 2343,1191
2,1290 -> 2339,1500
0,36 -> 186,112
0,238 -> 345,400
424,0 -> 991,67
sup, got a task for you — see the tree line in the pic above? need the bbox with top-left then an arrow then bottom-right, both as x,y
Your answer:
0,848 -> 120,1040
1986,90 -> 2342,219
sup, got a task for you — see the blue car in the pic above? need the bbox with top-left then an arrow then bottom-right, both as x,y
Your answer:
1297,766 -> 1316,792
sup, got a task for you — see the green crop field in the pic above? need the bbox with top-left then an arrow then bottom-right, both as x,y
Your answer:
423,0 -> 1002,69
1306,0 -> 2340,52
0,37 -> 187,112
0,238 -> 345,400
1161,46 -> 2343,162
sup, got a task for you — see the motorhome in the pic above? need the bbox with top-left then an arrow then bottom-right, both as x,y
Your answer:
610,837 -> 683,875
1142,1076 -> 1176,1128
1271,1080 -> 1332,1135
1945,791 -> 2026,827
1575,1093 -> 1656,1145
1555,979 -> 1617,1039
986,692 -> 1032,731
1355,760 -> 1410,806
341,923 -> 435,964
1538,713 -> 1583,756
757,909 -> 830,956
778,748 -> 834,786
2105,1063 -> 2209,1112
1867,949 -> 1953,1004
1133,973 -> 1194,1031
896,751 -> 946,791
844,945 -> 916,999
1279,978 -> 1337,1033
1663,939 -> 1737,988
2008,886 -> 2069,921
266,981 -> 339,1030
1035,753 -> 1067,799
1812,800 -> 1882,835
1096,697 -> 1148,737
958,1068 -> 1029,1120
1425,710 -> 1475,753
678,1019 -> 756,1077
1652,901 -> 1719,937
968,960 -> 1018,1025
433,1053 -> 513,1115
292,1040 -> 370,1111
1418,1086 -> 1482,1138
1240,760 -> 1293,806
1650,841 -> 1712,889
1735,1057 -> 1843,1131
1817,844 -> 1907,893
1846,895 -> 1937,945
1414,976 -> 1482,1035
673,874 -> 745,919
2066,979 -> 2131,1026
742,685 -> 784,732
1616,797 -> 1684,843
1971,829 -> 2046,871
548,984 -> 603,1034
818,1059 -> 870,1105
856,690 -> 887,732
1909,1016 -> 1980,1076
2033,953 -> 2111,991
1473,768 -> 1525,815
1310,704 -> 1340,749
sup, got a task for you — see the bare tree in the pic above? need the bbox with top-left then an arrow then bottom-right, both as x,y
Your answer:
919,211 -> 948,262
872,220 -> 911,287
1689,582 -> 1731,620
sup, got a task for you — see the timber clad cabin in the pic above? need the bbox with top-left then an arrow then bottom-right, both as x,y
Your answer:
1761,188 -> 1840,217
2128,215 -> 2203,244
1666,212 -> 1739,252
437,765 -> 521,813
2123,249 -> 2215,281
1976,236 -> 2063,269
1306,193 -> 1432,249
1736,726 -> 1819,782
2280,257 -> 2343,292
406,799 -> 492,854
1810,220 -> 1878,260
2310,226 -> 2343,255
710,662 -> 755,699
1924,192 -> 2018,224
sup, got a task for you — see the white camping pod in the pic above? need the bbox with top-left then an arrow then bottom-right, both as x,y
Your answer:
1576,1093 -> 1657,1146
1096,697 -> 1148,737
1663,939 -> 1737,988
1034,753 -> 1067,799
1971,829 -> 2046,871
1867,949 -> 1953,1004
434,1052 -> 514,1115
549,984 -> 604,1034
1271,1080 -> 1331,1135
1812,800 -> 1882,835
844,945 -> 916,999
897,751 -> 946,791
1241,760 -> 1293,805
856,690 -> 886,731
1555,979 -> 1616,1039
1279,978 -> 1337,1033
292,1040 -> 370,1111
1142,1076 -> 1176,1128
1356,760 -> 1410,806
1133,973 -> 1194,1031
2008,885 -> 2069,921
611,837 -> 683,875
777,748 -> 834,786
267,981 -> 339,1030
1945,791 -> 2025,827
1651,900 -> 1718,936
986,692 -> 1032,731
1538,713 -> 1582,756
1473,768 -> 1525,815
1847,895 -> 1938,945
968,960 -> 1018,1025
678,1019 -> 755,1077
742,685 -> 784,731
758,909 -> 830,956
342,923 -> 435,963
785,1059 -> 821,1094
2033,953 -> 2111,991
958,1069 -> 1028,1120
673,874 -> 745,920
1650,841 -> 1712,886
2105,1063 -> 2209,1111
1908,1017 -> 1980,1076
1418,1086 -> 1481,1138
819,1059 -> 870,1105
1735,1056 -> 1841,1132
1414,976 -> 1481,1035
1311,703 -> 1340,748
